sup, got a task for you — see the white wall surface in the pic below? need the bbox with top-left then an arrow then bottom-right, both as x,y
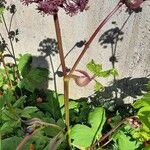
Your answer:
0,0 -> 150,103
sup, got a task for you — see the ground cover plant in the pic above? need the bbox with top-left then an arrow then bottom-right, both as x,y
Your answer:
0,0 -> 150,149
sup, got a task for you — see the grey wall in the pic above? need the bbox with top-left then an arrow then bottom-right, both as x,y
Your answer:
0,0 -> 150,103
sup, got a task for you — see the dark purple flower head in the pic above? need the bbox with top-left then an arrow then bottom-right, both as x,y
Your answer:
37,0 -> 64,15
64,0 -> 89,16
21,0 -> 89,16
123,0 -> 143,9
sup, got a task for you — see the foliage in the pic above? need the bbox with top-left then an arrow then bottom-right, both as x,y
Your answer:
0,0 -> 149,150
87,59 -> 118,91
70,107 -> 106,149
132,90 -> 150,141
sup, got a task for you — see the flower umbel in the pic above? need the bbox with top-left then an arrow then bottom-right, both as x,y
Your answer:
37,0 -> 64,15
21,0 -> 89,16
64,0 -> 89,16
123,0 -> 143,9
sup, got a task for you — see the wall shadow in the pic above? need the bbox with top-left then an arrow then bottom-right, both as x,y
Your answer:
36,38 -> 86,93
88,77 -> 149,112
92,7 -> 149,113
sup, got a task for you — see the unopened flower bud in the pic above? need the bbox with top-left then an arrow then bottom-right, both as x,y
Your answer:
72,70 -> 94,87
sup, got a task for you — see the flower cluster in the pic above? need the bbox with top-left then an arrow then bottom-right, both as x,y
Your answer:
64,0 -> 89,16
38,0 -> 64,15
20,0 -> 89,16
122,0 -> 143,9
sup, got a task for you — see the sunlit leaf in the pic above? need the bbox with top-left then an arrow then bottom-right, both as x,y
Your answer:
86,60 -> 102,76
71,107 -> 106,149
70,124 -> 94,149
88,107 -> 106,138
94,81 -> 104,91
112,131 -> 141,150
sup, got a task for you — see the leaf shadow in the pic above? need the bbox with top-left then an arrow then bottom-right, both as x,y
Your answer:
89,77 -> 149,116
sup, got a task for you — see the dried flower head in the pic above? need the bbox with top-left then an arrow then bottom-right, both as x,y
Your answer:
126,117 -> 142,128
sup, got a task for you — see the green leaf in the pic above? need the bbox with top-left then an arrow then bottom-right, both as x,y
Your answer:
13,96 -> 27,107
1,109 -> 18,121
2,136 -> 31,150
133,96 -> 150,109
0,7 -> 5,23
133,130 -> 150,141
46,91 -> 61,120
88,107 -> 106,138
20,68 -> 49,92
0,90 -> 15,109
21,106 -> 38,118
18,53 -> 32,77
70,124 -> 94,149
86,60 -> 102,76
110,115 -> 122,127
98,70 -> 112,77
0,7 -> 5,15
138,112 -> 150,133
94,81 -> 104,91
2,136 -> 22,150
0,120 -> 20,135
58,94 -> 78,116
37,91 -> 61,121
144,145 -> 150,150
71,107 -> 106,149
61,101 -> 78,116
58,95 -> 64,108
32,130 -> 49,149
112,131 -> 141,150
110,68 -> 119,76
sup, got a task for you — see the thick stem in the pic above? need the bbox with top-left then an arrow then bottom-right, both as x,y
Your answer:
64,77 -> 70,131
53,13 -> 66,75
68,1 -> 123,76
64,76 -> 71,148
53,13 -> 70,146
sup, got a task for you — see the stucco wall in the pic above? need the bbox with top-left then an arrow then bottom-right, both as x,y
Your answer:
0,0 -> 150,103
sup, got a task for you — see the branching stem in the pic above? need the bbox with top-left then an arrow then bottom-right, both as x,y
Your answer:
1,14 -> 21,80
68,1 -> 124,76
53,13 -> 66,75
